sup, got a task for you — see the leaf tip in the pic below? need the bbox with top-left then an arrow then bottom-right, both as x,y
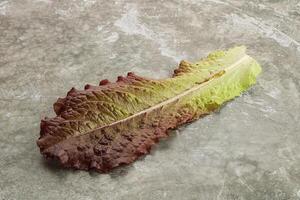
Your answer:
127,72 -> 135,77
117,76 -> 125,82
53,97 -> 65,115
99,79 -> 110,86
67,87 -> 77,95
84,84 -> 92,90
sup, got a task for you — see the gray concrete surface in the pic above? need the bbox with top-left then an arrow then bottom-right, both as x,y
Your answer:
1,0 -> 300,199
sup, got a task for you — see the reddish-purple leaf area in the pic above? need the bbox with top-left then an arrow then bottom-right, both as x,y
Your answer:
37,47 -> 261,172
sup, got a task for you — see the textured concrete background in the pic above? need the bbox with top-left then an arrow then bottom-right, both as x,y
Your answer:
1,0 -> 300,199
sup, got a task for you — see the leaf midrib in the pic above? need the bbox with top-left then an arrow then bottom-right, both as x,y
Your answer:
48,55 -> 252,149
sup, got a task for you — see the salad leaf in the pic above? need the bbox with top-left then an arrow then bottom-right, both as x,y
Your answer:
37,46 -> 261,172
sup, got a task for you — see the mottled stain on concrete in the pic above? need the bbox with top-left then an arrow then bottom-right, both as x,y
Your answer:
114,3 -> 186,63
0,0 -> 300,200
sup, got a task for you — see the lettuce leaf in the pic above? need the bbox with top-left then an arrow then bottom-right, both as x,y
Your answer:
37,46 -> 261,172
